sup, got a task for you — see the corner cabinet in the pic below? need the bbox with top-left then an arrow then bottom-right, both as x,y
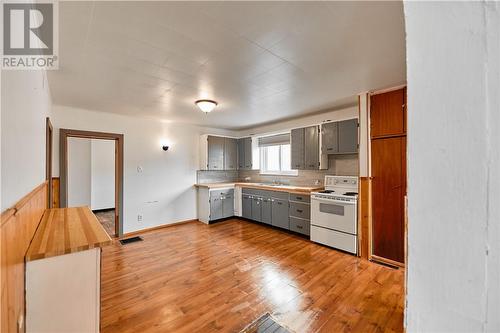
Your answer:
200,135 -> 254,171
321,118 -> 358,155
198,187 -> 234,223
290,125 -> 327,170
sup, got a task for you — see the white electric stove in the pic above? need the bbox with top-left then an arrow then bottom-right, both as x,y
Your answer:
310,176 -> 359,254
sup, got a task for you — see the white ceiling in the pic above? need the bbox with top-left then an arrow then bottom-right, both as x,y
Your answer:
48,1 -> 406,130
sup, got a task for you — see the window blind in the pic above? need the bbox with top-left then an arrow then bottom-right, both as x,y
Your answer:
258,133 -> 290,147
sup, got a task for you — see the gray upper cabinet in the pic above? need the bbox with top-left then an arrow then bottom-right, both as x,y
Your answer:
321,122 -> 339,154
207,136 -> 224,170
290,128 -> 305,170
224,138 -> 237,170
304,125 -> 320,170
237,137 -> 253,170
338,119 -> 358,153
321,119 -> 358,155
243,137 -> 252,169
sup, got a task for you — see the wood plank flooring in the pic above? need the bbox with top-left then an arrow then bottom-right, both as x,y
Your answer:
101,219 -> 404,333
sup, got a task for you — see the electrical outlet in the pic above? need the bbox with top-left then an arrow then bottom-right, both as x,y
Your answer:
137,214 -> 143,222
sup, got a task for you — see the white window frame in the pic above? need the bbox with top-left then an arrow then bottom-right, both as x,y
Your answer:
259,144 -> 298,176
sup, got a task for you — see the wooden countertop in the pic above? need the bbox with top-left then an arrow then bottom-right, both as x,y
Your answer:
26,207 -> 113,262
194,182 -> 323,194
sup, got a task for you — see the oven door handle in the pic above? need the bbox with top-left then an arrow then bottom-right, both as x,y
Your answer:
312,197 -> 357,205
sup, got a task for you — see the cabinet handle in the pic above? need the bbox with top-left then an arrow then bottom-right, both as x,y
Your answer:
297,209 -> 303,213
297,225 -> 303,229
277,202 -> 282,205
327,148 -> 333,151
295,197 -> 302,200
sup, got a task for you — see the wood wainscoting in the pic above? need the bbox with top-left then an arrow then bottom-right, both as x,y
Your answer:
52,177 -> 60,208
1,182 -> 48,333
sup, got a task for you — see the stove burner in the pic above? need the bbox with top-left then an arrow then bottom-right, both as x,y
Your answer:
319,190 -> 335,194
343,192 -> 358,196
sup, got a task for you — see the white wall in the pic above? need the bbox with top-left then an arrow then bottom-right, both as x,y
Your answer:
91,139 -> 115,210
1,70 -> 52,210
67,137 -> 91,207
52,105 -> 238,234
405,2 -> 500,332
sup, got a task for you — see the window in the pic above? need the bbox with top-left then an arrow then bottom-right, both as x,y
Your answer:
260,144 -> 297,175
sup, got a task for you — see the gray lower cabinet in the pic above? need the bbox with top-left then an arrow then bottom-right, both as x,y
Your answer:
338,119 -> 358,153
291,128 -> 305,170
304,125 -> 319,170
289,217 -> 310,236
224,138 -> 238,170
261,197 -> 272,225
210,189 -> 234,221
271,198 -> 289,229
251,196 -> 262,222
242,194 -> 252,219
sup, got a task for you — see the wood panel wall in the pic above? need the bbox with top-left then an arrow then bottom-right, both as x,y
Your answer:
358,177 -> 370,259
1,182 -> 47,333
52,177 -> 60,208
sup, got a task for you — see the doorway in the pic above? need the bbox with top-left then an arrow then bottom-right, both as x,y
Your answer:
59,129 -> 124,237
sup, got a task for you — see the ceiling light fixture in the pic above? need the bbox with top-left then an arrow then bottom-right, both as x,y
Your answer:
195,99 -> 218,113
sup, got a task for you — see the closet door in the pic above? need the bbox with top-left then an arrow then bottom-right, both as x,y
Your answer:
370,88 -> 406,137
371,137 -> 406,263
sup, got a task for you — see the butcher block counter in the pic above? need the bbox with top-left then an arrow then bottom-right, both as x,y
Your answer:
25,207 -> 112,333
26,206 -> 112,261
194,182 -> 323,194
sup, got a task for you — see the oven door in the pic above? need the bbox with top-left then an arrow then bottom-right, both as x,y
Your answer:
311,197 -> 357,235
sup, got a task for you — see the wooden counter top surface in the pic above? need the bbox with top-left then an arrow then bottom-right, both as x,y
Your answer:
26,207 -> 113,262
195,182 -> 323,194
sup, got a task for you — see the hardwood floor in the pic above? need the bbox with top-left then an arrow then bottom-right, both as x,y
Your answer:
101,219 -> 404,333
95,209 -> 116,237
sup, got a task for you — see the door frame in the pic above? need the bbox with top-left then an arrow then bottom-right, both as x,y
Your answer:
46,117 -> 53,208
59,129 -> 124,237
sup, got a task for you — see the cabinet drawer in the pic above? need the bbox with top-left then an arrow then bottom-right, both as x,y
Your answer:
289,193 -> 310,203
289,202 -> 310,220
210,188 -> 234,198
271,191 -> 289,201
289,217 -> 310,236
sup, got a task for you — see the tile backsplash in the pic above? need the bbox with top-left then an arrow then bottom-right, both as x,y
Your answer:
197,154 -> 358,186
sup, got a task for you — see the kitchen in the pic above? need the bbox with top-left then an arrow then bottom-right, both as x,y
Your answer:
2,1 -> 498,333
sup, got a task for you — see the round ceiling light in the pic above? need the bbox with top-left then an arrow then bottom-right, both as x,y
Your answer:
195,99 -> 218,113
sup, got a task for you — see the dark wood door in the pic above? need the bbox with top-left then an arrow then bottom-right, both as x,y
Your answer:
370,88 -> 406,137
371,136 -> 406,263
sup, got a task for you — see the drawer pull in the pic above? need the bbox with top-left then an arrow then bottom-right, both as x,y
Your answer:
297,209 -> 303,213
295,197 -> 302,200
297,225 -> 303,229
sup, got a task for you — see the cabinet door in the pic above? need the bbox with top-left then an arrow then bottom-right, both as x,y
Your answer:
321,122 -> 338,154
243,137 -> 253,169
224,138 -> 238,170
251,197 -> 262,222
370,88 -> 406,137
290,128 -> 305,170
237,139 -> 245,169
271,198 -> 289,229
242,194 -> 252,219
261,198 -> 272,225
338,119 -> 358,153
222,194 -> 234,218
210,195 -> 223,221
304,126 -> 319,170
371,136 -> 405,263
207,136 -> 224,170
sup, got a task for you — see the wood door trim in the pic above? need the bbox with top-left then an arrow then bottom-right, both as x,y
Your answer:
46,117 -> 53,208
59,129 -> 124,237
370,84 -> 407,96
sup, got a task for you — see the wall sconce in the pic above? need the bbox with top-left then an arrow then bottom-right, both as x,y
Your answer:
162,145 -> 169,151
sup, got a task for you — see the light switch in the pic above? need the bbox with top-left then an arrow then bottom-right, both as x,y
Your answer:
137,166 -> 143,173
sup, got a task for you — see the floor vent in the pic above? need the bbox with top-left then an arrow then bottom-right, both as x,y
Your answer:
119,236 -> 143,245
240,313 -> 291,333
